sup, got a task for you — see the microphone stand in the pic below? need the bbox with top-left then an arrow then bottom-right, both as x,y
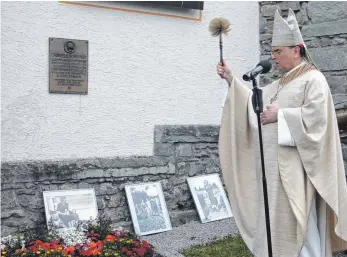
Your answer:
250,76 -> 273,257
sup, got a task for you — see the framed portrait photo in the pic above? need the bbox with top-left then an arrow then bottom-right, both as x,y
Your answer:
125,182 -> 172,236
187,174 -> 233,223
43,189 -> 98,231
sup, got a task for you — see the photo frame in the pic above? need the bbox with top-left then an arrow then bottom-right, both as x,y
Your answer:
43,189 -> 98,231
187,174 -> 233,223
125,182 -> 172,236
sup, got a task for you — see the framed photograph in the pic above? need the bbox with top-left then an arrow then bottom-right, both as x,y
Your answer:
125,182 -> 172,236
43,189 -> 98,231
187,174 -> 233,223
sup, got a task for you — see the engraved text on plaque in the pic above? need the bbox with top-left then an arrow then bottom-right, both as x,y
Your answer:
49,38 -> 88,94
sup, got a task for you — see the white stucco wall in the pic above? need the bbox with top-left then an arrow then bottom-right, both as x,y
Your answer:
1,1 -> 259,162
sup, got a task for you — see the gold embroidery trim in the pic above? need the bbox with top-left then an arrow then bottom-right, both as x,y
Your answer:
270,63 -> 316,104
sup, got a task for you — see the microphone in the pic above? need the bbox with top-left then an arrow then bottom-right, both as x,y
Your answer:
242,60 -> 272,81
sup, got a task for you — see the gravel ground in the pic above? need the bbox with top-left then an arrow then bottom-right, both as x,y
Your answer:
141,218 -> 347,257
141,218 -> 239,257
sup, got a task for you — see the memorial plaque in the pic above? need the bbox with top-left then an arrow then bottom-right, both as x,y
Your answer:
49,38 -> 88,94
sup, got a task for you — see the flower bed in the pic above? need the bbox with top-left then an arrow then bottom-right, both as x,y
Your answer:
1,215 -> 164,257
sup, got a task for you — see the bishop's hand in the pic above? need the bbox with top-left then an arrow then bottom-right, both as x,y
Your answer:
217,60 -> 233,86
261,105 -> 279,125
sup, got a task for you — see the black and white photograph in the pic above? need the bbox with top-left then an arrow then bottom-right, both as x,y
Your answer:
43,189 -> 98,231
125,182 -> 172,236
187,174 -> 233,223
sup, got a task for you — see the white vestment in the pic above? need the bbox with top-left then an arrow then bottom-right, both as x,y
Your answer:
218,64 -> 347,257
278,64 -> 326,257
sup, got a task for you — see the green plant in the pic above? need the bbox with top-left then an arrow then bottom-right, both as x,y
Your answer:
183,236 -> 253,257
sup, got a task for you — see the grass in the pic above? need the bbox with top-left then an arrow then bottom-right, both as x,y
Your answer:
183,235 -> 253,257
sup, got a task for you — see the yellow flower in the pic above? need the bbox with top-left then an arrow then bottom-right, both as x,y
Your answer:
36,251 -> 41,254
114,253 -> 119,256
105,253 -> 109,256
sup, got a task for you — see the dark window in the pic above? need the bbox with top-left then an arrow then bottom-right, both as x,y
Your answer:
147,1 -> 204,10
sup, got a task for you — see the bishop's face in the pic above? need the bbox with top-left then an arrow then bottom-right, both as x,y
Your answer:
271,46 -> 300,73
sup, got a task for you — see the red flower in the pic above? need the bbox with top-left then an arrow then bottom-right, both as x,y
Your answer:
42,242 -> 51,250
138,247 -> 147,257
35,240 -> 43,245
105,235 -> 116,242
51,243 -> 62,250
142,240 -> 150,248
63,245 -> 75,255
95,240 -> 102,247
89,242 -> 97,249
90,248 -> 100,256
29,246 -> 38,252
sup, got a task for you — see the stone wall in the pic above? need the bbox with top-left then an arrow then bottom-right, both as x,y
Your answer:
2,124 -> 346,238
259,1 -> 347,108
259,1 -> 347,167
1,125 -> 222,236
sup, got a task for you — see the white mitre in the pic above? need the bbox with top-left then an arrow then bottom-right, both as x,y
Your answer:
272,8 -> 317,68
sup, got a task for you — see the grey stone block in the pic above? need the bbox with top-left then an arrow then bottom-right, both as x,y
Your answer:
153,143 -> 174,157
193,143 -> 219,158
108,194 -> 125,208
204,158 -> 222,174
278,2 -> 300,11
1,190 -> 19,209
333,94 -> 347,110
16,189 -> 36,195
77,182 -> 90,189
176,144 -> 192,157
342,144 -> 347,162
260,55 -> 272,61
97,156 -> 172,169
332,38 -> 346,45
327,75 -> 347,95
267,20 -> 274,32
1,183 -> 23,190
260,33 -> 272,41
261,42 -> 272,54
1,210 -> 26,219
309,46 -> 347,71
261,5 -> 280,17
302,19 -> 347,38
84,169 -> 104,178
297,2 -> 309,26
40,184 -> 59,191
169,175 -> 187,186
308,2 -> 347,23
176,162 -> 202,176
169,210 -> 199,227
111,221 -> 133,232
155,125 -> 219,143
305,38 -> 321,48
260,17 -> 268,34
320,37 -> 332,47
59,183 -> 78,190
95,183 -> 118,195
97,198 -> 106,209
